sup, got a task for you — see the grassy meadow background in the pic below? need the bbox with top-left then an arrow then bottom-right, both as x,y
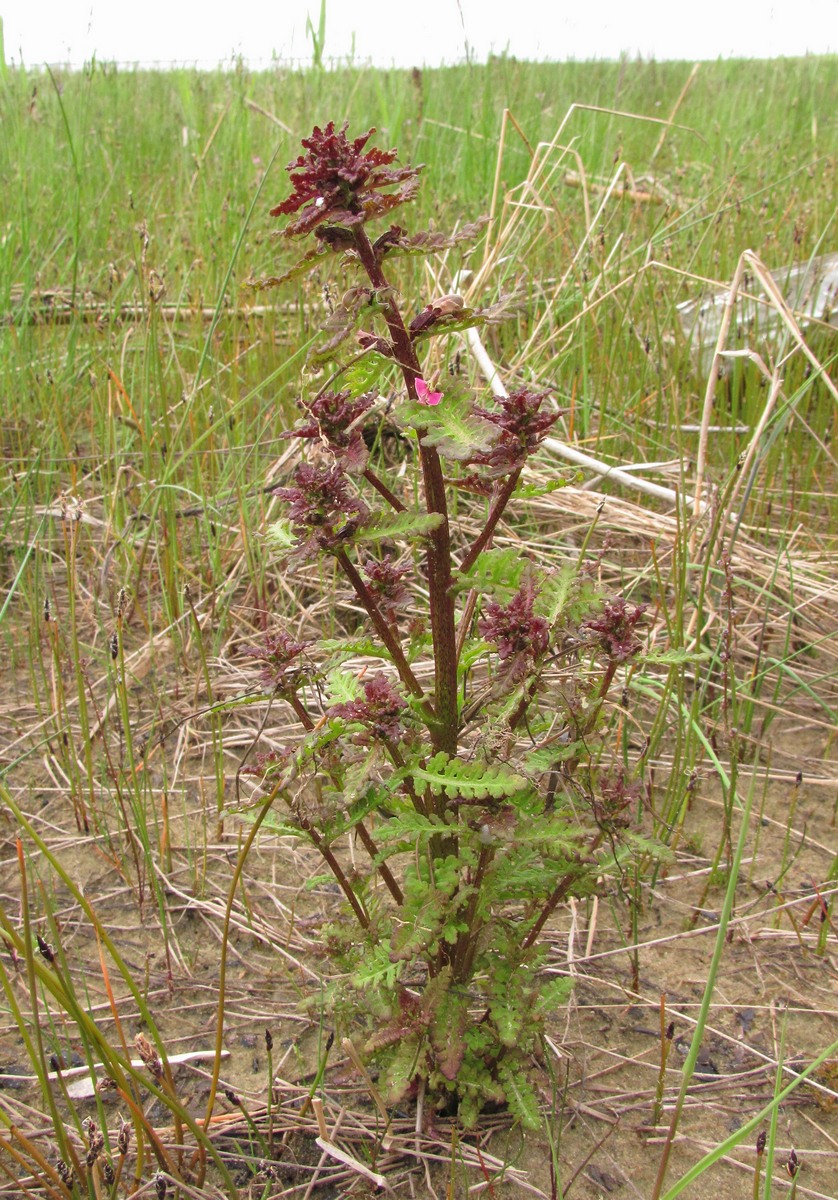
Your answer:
0,50 -> 837,1199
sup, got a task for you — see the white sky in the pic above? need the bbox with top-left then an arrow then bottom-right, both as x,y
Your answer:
2,0 -> 836,68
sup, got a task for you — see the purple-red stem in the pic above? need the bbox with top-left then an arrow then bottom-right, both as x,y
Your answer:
521,657 -> 621,948
450,844 -> 494,984
459,466 -> 523,576
352,226 -> 459,756
334,547 -> 429,709
297,813 -> 371,930
285,690 -> 403,906
362,467 -> 406,513
522,830 -> 605,950
354,821 -> 404,905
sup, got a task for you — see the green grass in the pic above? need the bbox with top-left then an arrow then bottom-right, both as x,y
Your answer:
0,51 -> 837,1199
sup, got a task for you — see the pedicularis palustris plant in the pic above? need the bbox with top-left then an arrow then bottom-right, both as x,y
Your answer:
243,122 -> 658,1127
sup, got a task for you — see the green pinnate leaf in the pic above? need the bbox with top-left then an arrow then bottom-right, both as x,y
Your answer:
351,509 -> 444,544
375,811 -> 453,851
325,667 -> 363,705
381,1034 -> 427,1104
399,387 -> 497,461
319,635 -> 385,661
352,943 -> 402,991
265,518 -> 296,551
430,989 -> 467,1080
536,564 -> 577,623
409,753 -> 531,801
637,647 -> 712,665
522,741 -> 588,773
341,352 -> 392,396
492,1001 -> 523,1048
534,975 -> 574,1018
497,1061 -> 541,1129
375,218 -> 490,259
243,244 -> 330,289
457,547 -> 530,599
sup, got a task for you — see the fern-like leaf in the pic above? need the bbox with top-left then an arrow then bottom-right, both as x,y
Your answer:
375,218 -> 490,259
457,547 -> 529,599
243,244 -> 329,290
399,388 -> 496,461
325,667 -> 363,705
353,943 -> 403,991
536,564 -> 577,623
351,509 -> 444,544
430,986 -> 467,1080
637,647 -> 712,665
497,1060 -> 541,1129
409,753 -> 530,801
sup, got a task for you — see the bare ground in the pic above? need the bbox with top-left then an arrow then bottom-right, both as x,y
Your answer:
1,486 -> 837,1199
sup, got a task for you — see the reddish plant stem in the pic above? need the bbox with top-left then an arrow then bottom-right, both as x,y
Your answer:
354,821 -> 404,904
576,658 -> 620,741
522,830 -> 605,950
386,742 -> 430,818
362,467 -> 406,512
450,844 -> 494,984
284,691 -> 402,904
520,659 -> 621,947
454,588 -> 478,663
334,547 -> 429,710
459,466 -> 523,576
297,813 -> 371,930
593,659 -> 619,711
286,692 -> 314,731
352,226 -> 458,756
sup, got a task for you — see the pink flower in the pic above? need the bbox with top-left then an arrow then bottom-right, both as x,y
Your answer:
415,377 -> 443,406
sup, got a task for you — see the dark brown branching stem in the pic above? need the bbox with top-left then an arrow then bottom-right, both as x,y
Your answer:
283,690 -> 404,904
520,659 -> 621,947
352,225 -> 458,756
574,658 -> 621,743
286,692 -> 314,731
459,466 -> 523,576
451,845 -> 494,984
354,822 -> 404,904
334,547 -> 429,709
418,443 -> 459,754
386,742 -> 430,817
593,659 -> 619,711
508,676 -> 541,732
296,812 -> 370,929
362,467 -> 406,512
522,830 -> 605,950
455,588 -> 479,663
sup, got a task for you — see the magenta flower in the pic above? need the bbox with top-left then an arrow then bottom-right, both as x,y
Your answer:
415,378 -> 443,407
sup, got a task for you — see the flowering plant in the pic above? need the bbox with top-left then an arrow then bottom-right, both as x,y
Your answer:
242,123 -> 656,1127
